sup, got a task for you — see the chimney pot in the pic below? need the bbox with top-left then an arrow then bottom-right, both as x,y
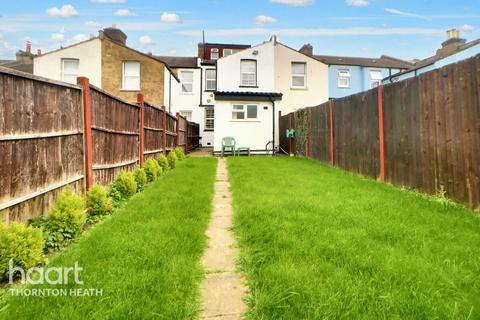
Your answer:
37,49 -> 42,55
26,41 -> 32,53
299,43 -> 313,57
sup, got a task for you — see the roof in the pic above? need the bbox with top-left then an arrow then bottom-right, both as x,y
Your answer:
386,38 -> 480,80
314,54 -> 413,69
201,43 -> 251,49
215,91 -> 283,101
154,56 -> 198,68
0,59 -> 33,74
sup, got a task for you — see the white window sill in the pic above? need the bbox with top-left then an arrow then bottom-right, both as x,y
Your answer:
290,87 -> 308,91
230,120 -> 260,123
338,87 -> 351,89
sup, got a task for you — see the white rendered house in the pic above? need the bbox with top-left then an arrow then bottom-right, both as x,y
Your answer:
213,36 -> 328,155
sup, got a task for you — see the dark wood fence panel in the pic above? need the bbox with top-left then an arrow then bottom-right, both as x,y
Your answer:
165,113 -> 177,151
310,102 -> 330,163
334,89 -> 379,179
177,114 -> 187,151
187,121 -> 200,151
278,54 -> 480,210
90,87 -> 139,185
0,68 -> 84,223
144,102 -> 164,160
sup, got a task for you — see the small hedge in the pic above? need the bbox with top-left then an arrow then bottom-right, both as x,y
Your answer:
144,159 -> 162,182
134,166 -> 148,191
167,151 -> 178,169
157,154 -> 170,173
174,147 -> 186,161
109,170 -> 137,201
86,184 -> 112,216
0,222 -> 44,280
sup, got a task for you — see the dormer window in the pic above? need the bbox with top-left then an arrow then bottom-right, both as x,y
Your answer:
210,48 -> 219,60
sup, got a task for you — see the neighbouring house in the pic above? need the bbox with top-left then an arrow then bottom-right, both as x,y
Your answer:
298,44 -> 412,99
159,42 -> 251,147
33,26 -> 178,106
383,29 -> 480,83
0,41 -> 37,73
213,36 -> 329,155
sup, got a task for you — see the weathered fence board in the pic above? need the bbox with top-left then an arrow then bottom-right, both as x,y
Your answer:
280,54 -> 480,210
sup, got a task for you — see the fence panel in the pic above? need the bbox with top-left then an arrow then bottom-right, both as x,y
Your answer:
165,113 -> 177,151
0,68 -> 84,223
310,102 -> 330,163
90,86 -> 139,185
144,102 -> 164,160
177,114 -> 187,151
187,121 -> 200,151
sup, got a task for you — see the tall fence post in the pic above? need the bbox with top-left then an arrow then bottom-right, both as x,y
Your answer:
162,106 -> 167,155
137,93 -> 145,167
329,99 -> 335,166
176,112 -> 180,148
77,77 -> 93,191
378,85 -> 386,182
185,121 -> 189,154
288,113 -> 293,155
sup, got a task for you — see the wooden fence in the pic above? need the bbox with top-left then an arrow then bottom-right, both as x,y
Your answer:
0,68 -> 200,223
280,54 -> 480,211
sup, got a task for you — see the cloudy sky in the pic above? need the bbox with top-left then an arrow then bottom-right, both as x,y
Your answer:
0,0 -> 479,60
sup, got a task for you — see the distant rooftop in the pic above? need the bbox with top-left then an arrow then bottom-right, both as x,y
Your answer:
155,56 -> 198,68
313,55 -> 413,69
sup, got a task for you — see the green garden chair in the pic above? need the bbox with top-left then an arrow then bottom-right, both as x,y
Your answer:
221,137 -> 236,156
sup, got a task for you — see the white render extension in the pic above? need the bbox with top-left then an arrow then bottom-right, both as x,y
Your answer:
213,36 -> 329,155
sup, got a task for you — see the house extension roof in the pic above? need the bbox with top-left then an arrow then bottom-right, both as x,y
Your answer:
215,91 -> 283,101
0,58 -> 33,73
155,56 -> 198,68
314,55 -> 413,69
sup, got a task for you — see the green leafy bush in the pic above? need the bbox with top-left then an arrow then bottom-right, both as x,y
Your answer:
0,222 -> 44,280
86,184 -> 112,216
134,166 -> 148,191
174,147 -> 186,161
157,154 -> 170,173
111,170 -> 137,200
144,158 -> 162,182
167,151 -> 178,169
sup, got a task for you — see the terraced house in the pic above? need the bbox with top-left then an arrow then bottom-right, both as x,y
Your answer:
33,26 -> 178,106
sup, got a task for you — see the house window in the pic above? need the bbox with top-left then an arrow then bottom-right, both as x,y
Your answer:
240,60 -> 257,87
223,49 -> 239,57
180,111 -> 192,121
205,107 -> 214,130
292,62 -> 306,88
180,70 -> 194,93
338,70 -> 350,88
61,59 -> 79,84
205,69 -> 216,91
122,61 -> 140,91
210,48 -> 219,60
370,70 -> 383,88
232,105 -> 257,120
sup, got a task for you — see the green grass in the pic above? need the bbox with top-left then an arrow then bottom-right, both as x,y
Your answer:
1,157 -> 217,320
228,157 -> 480,319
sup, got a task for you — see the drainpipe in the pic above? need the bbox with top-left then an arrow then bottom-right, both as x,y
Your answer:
270,98 -> 276,156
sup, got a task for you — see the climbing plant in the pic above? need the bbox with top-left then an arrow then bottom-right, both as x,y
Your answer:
295,108 -> 309,157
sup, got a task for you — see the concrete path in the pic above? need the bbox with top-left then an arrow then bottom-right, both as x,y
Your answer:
200,158 -> 247,320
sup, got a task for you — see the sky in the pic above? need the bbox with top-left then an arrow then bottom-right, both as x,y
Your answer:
0,0 -> 479,61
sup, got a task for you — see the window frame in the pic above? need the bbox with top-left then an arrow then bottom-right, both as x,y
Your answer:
240,59 -> 257,87
338,69 -> 351,89
122,60 -> 141,91
370,70 -> 383,89
210,48 -> 219,60
204,107 -> 214,131
180,70 -> 194,93
205,68 -> 216,91
61,58 -> 79,84
180,110 -> 192,121
291,62 -> 307,88
231,104 -> 258,121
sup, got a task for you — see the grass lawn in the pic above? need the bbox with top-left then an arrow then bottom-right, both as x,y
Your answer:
1,157 -> 217,320
228,157 -> 480,319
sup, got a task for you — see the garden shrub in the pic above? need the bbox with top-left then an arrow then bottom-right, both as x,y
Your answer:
86,184 -> 112,216
110,170 -> 137,200
144,159 -> 162,182
0,222 -> 44,280
134,166 -> 148,191
157,154 -> 170,173
167,151 -> 178,169
174,147 -> 186,161
36,188 -> 87,250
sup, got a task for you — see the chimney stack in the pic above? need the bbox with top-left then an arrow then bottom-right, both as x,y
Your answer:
299,43 -> 313,57
437,28 -> 466,58
26,41 -> 32,53
102,25 -> 127,46
37,49 -> 42,56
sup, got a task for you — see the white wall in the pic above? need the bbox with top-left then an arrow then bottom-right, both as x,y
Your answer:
213,100 -> 280,153
216,41 -> 275,92
34,38 -> 102,87
274,43 -> 328,114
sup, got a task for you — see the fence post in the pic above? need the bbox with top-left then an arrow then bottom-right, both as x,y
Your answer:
329,99 -> 335,166
378,85 -> 386,182
306,108 -> 310,159
77,77 -> 93,191
176,112 -> 181,149
185,120 -> 189,154
288,113 -> 293,155
137,93 -> 145,167
162,106 -> 167,155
